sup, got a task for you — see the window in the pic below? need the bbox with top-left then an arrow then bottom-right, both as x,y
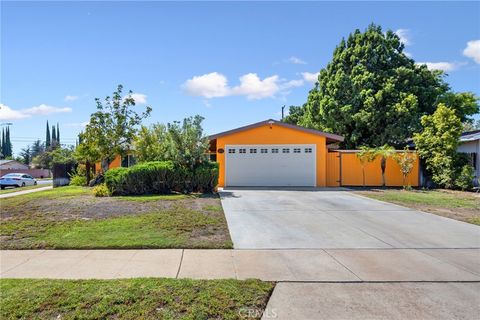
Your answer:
305,148 -> 312,153
239,148 -> 246,154
293,148 -> 301,153
260,148 -> 268,153
282,148 -> 290,153
271,148 -> 279,153
250,148 -> 257,153
228,149 -> 236,154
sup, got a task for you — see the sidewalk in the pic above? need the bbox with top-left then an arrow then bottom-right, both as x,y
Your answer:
0,186 -> 52,199
1,248 -> 479,281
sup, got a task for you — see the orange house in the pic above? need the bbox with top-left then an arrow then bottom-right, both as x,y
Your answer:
209,119 -> 419,188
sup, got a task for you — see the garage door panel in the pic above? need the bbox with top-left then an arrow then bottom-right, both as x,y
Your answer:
225,144 -> 316,187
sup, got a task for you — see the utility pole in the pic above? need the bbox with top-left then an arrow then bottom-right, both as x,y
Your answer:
281,105 -> 285,121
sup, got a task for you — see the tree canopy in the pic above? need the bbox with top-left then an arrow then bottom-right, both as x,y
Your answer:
286,24 -> 478,148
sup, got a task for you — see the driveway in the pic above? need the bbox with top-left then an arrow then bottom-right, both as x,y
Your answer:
219,188 -> 480,249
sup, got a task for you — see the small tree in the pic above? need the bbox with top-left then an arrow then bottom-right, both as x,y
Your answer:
74,131 -> 101,184
393,148 -> 416,188
84,85 -> 151,172
356,146 -> 377,187
133,124 -> 168,163
375,145 -> 396,187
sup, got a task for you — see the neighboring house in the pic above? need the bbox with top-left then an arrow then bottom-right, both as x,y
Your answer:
458,130 -> 480,177
209,119 -> 419,187
0,160 -> 29,170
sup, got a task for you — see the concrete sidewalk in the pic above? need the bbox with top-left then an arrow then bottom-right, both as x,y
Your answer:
0,186 -> 52,198
1,248 -> 479,281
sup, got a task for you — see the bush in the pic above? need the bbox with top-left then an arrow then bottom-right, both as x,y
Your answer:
104,161 -> 218,196
455,165 -> 474,191
69,175 -> 87,186
92,184 -> 111,197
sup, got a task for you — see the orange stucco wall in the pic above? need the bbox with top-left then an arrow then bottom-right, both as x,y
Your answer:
326,151 -> 419,187
215,123 -> 328,187
95,155 -> 122,172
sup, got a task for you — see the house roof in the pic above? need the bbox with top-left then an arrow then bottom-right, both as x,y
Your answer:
0,160 -> 14,165
460,130 -> 480,142
208,119 -> 344,143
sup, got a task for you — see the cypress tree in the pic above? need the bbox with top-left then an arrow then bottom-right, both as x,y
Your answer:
52,125 -> 57,147
0,128 -> 4,158
5,127 -> 12,157
46,121 -> 51,148
56,123 -> 60,145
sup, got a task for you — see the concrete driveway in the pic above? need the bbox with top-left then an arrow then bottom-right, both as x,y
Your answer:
219,188 -> 480,249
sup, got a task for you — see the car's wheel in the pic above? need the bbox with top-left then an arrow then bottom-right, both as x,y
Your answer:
34,181 -> 37,185
1,186 -> 4,190
21,182 -> 26,187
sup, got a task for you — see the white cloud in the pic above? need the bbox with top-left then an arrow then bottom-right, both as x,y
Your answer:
231,73 -> 280,100
129,93 -> 147,104
0,103 -> 72,121
288,56 -> 307,65
0,104 -> 30,120
183,72 -> 229,98
395,29 -> 411,46
23,104 -> 72,115
301,72 -> 319,83
64,95 -> 79,102
417,61 -> 464,72
463,40 -> 480,64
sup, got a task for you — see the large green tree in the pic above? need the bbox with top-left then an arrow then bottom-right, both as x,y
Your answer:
83,85 -> 151,171
291,24 -> 469,148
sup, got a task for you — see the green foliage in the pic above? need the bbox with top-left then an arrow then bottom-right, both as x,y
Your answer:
50,146 -> 76,165
92,184 -> 110,197
413,104 -> 463,188
283,105 -> 306,124
455,165 -> 474,191
134,116 -> 209,170
69,175 -> 87,187
105,161 -> 218,195
82,85 -> 151,171
286,24 -> 478,149
393,148 -> 416,188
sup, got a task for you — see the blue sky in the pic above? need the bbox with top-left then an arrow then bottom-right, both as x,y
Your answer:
1,1 -> 479,155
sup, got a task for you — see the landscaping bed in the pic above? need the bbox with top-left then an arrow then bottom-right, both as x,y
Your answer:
355,188 -> 480,225
0,186 -> 233,249
0,278 -> 274,320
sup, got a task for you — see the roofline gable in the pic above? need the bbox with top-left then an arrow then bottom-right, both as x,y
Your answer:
208,119 -> 344,143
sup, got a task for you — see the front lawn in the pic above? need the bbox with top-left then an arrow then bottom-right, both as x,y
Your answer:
356,188 -> 480,225
0,186 -> 233,249
0,278 -> 274,320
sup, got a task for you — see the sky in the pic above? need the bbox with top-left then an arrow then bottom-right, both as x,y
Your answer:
1,1 -> 479,155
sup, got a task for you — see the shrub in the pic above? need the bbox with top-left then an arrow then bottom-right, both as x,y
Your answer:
455,165 -> 474,191
92,184 -> 111,197
69,175 -> 87,186
104,161 -> 218,196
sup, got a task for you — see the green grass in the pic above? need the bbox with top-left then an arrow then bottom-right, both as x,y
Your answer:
0,183 -> 52,195
0,278 -> 274,320
360,189 -> 479,209
1,186 -> 233,249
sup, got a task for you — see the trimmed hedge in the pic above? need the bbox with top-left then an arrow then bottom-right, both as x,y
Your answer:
104,161 -> 218,195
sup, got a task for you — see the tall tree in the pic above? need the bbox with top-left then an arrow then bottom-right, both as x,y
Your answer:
52,125 -> 57,147
5,127 -> 12,157
291,24 -> 454,148
46,121 -> 51,149
0,128 -> 4,159
413,104 -> 463,188
56,123 -> 60,145
31,140 -> 45,158
83,85 -> 151,171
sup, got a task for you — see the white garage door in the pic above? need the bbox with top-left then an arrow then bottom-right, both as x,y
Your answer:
225,144 -> 316,187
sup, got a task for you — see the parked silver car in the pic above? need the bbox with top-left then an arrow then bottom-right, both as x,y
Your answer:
0,173 -> 37,189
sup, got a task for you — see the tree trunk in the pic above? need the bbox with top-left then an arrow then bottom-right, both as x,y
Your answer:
101,158 -> 110,172
381,157 -> 387,187
86,161 -> 91,185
